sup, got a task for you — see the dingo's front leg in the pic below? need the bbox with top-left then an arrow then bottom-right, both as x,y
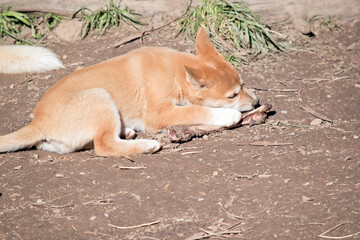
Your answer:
145,105 -> 241,133
205,107 -> 242,127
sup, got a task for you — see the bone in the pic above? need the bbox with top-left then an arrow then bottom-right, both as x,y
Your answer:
165,103 -> 272,143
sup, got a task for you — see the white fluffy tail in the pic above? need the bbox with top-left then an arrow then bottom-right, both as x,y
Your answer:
0,45 -> 64,74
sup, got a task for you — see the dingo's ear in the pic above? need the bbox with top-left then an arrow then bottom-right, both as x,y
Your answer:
184,66 -> 209,89
195,28 -> 220,57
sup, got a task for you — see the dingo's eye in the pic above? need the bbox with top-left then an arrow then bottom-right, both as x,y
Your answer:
228,92 -> 238,99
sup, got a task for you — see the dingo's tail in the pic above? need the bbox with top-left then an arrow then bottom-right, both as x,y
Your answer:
0,45 -> 64,74
0,123 -> 44,153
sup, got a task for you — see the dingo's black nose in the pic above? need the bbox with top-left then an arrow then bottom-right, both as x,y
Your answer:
252,99 -> 260,108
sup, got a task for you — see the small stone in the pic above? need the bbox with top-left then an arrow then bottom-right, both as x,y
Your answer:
310,118 -> 322,126
90,216 -> 96,221
14,165 -> 22,170
62,55 -> 68,60
346,42 -> 357,51
53,19 -> 82,42
281,110 -> 287,114
43,75 -> 52,80
9,84 -> 15,89
55,173 -> 64,178
33,154 -> 39,159
213,171 -> 219,177
354,135 -> 359,139
302,195 -> 313,202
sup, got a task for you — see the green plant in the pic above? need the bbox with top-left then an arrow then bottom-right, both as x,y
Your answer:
79,0 -> 145,38
0,6 -> 33,44
179,0 -> 282,65
308,15 -> 341,31
0,7 -> 63,44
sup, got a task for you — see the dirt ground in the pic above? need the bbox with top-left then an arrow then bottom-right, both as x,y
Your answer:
0,14 -> 359,240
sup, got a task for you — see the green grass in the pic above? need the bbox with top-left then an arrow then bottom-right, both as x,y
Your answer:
308,15 -> 341,31
0,6 -> 33,44
78,0 -> 145,38
178,0 -> 282,65
0,6 -> 62,44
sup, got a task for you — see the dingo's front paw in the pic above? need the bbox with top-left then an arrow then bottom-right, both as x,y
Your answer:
207,108 -> 241,127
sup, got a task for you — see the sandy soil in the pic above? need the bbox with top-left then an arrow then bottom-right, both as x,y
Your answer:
0,15 -> 359,240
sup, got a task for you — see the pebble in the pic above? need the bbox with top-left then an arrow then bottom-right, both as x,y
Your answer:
55,173 -> 64,178
14,165 -> 22,170
302,195 -> 313,202
43,75 -> 52,80
326,182 -> 334,186
310,118 -> 322,126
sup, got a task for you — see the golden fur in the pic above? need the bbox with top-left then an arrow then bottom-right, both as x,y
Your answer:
0,28 -> 258,156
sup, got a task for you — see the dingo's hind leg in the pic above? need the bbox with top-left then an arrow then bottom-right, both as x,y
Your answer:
81,89 -> 161,156
34,88 -> 160,156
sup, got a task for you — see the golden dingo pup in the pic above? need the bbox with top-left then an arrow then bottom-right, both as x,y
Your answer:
0,28 -> 258,156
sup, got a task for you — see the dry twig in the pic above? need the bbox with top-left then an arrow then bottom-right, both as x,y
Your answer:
317,222 -> 360,239
228,170 -> 259,180
31,201 -> 74,208
300,104 -> 333,123
238,141 -> 293,146
251,87 -> 298,92
186,228 -> 242,240
108,220 -> 160,230
83,199 -> 113,205
112,165 -> 146,170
